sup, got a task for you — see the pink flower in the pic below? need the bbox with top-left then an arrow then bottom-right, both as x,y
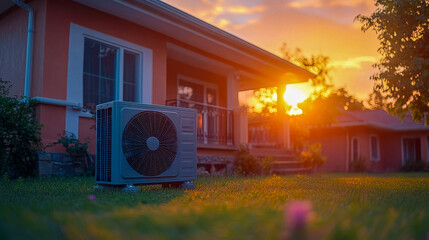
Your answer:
285,200 -> 314,229
87,195 -> 96,201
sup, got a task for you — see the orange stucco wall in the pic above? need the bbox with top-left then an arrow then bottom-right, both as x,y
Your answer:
78,117 -> 96,152
311,128 -> 347,172
0,6 -> 27,96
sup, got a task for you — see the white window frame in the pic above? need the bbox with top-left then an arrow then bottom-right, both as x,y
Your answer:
66,23 -> 153,136
369,134 -> 380,162
351,136 -> 360,162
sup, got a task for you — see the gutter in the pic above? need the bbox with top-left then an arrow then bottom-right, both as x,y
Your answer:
13,0 -> 34,98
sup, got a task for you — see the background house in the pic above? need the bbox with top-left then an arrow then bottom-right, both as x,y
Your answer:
0,0 -> 313,173
310,110 -> 429,172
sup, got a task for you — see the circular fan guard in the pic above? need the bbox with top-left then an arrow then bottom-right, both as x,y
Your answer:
122,111 -> 177,176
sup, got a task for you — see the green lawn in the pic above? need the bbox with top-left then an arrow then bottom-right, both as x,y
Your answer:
1,174 -> 428,240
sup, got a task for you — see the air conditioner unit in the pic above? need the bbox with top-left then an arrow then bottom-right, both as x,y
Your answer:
95,101 -> 197,189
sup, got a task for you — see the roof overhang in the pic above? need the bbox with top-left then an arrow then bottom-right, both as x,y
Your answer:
312,122 -> 429,132
73,0 -> 315,84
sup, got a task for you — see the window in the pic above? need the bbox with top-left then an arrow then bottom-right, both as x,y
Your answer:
402,137 -> 421,165
177,77 -> 218,105
66,23 -> 153,137
82,38 -> 142,110
351,137 -> 359,162
177,76 -> 219,144
370,135 -> 380,161
67,23 -> 153,112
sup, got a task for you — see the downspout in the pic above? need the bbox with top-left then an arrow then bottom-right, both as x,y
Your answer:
13,0 -> 34,98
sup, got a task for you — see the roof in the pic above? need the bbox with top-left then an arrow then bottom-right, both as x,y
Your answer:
1,0 -> 315,84
73,0 -> 315,82
333,110 -> 429,131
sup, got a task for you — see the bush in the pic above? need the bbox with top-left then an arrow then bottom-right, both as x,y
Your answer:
298,143 -> 326,171
350,156 -> 367,172
47,132 -> 94,176
234,145 -> 274,176
402,160 -> 426,172
0,79 -> 43,178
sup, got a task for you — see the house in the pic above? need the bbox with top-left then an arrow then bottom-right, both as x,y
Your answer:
309,110 -> 429,172
0,0 -> 314,173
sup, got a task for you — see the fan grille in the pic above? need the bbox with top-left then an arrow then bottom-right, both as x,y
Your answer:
122,111 -> 177,176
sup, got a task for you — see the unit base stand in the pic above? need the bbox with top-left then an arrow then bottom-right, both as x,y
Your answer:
94,184 -> 139,193
180,181 -> 196,190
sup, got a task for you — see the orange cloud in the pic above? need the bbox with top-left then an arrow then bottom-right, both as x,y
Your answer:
329,56 -> 378,69
162,0 -> 380,100
227,5 -> 266,14
288,0 -> 373,9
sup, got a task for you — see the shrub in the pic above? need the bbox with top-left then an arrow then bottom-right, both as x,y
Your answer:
234,145 -> 274,176
350,156 -> 367,172
298,143 -> 326,171
47,132 -> 94,175
0,79 -> 43,178
402,160 -> 426,172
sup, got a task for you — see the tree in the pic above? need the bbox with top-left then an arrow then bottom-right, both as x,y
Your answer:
366,88 -> 388,110
280,43 -> 333,97
247,44 -> 333,114
356,0 -> 429,124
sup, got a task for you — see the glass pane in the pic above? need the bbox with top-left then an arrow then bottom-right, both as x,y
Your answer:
178,80 -> 204,103
83,74 -> 98,111
123,51 -> 138,102
83,38 -> 117,110
206,88 -> 217,105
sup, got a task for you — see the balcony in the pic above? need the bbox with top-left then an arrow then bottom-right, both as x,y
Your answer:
248,116 -> 285,149
166,99 -> 234,147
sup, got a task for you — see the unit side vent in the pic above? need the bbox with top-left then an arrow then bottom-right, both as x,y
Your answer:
96,108 -> 112,182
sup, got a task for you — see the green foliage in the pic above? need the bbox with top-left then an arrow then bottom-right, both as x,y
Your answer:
402,160 -> 426,172
48,132 -> 93,175
351,156 -> 367,173
234,145 -> 274,175
48,132 -> 88,155
366,88 -> 388,111
281,43 -> 333,97
0,79 -> 43,178
297,143 -> 326,169
356,1 -> 429,124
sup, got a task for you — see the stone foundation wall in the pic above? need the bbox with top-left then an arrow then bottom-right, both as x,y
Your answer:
37,152 -> 94,177
37,152 -> 236,177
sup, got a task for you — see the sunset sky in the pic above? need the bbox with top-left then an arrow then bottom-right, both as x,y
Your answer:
163,0 -> 380,101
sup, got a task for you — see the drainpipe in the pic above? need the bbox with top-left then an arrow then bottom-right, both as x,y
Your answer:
13,0 -> 34,98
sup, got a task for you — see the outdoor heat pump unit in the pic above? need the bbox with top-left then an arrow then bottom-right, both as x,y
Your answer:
95,101 -> 197,188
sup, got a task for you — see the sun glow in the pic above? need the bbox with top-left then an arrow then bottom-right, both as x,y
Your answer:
284,84 -> 309,115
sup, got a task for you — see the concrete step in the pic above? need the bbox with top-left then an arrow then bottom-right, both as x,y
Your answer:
250,148 -> 292,157
273,167 -> 312,175
274,160 -> 303,169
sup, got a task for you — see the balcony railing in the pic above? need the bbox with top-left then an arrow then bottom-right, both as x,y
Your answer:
248,117 -> 284,148
166,99 -> 234,146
